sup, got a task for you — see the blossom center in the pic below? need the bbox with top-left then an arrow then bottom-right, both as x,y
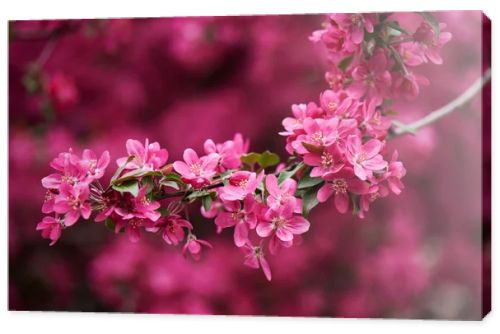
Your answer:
331,178 -> 348,194
311,131 -> 324,144
190,162 -> 202,176
272,216 -> 288,229
356,152 -> 367,164
321,152 -> 334,168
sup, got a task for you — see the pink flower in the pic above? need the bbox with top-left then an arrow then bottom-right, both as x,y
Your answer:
310,24 -> 359,59
398,42 -> 425,67
325,68 -> 349,91
359,99 -> 392,138
42,190 -> 57,214
42,150 -> 84,189
292,117 -> 358,154
79,149 -> 110,180
265,174 -> 300,211
173,148 -> 219,188
115,217 -> 156,243
116,138 -> 168,171
183,234 -> 212,261
36,216 -> 64,246
53,182 -> 92,226
154,215 -> 193,245
303,144 -> 344,178
393,72 -> 430,100
215,194 -> 256,247
384,150 -> 406,195
348,49 -> 392,103
204,133 -> 249,171
219,171 -> 264,201
346,135 -> 387,181
256,203 -> 310,246
46,72 -> 79,111
413,22 -> 452,65
330,13 -> 376,44
319,90 -> 358,119
358,184 -> 390,218
317,167 -> 369,213
241,242 -> 272,281
114,186 -> 161,222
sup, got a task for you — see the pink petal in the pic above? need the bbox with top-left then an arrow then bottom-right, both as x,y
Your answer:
334,193 -> 349,213
183,148 -> 199,165
287,216 -> 310,234
256,222 -> 274,238
259,256 -> 272,281
265,174 -> 280,197
317,184 -> 334,203
234,223 -> 248,247
276,227 -> 293,242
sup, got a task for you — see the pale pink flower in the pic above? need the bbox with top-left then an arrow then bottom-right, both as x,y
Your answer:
241,241 -> 272,281
413,22 -> 452,65
215,194 -> 256,247
359,98 -> 392,138
317,167 -> 369,213
183,234 -> 212,261
311,24 -> 359,59
348,49 -> 392,103
116,138 -> 168,171
330,13 -> 376,44
219,171 -> 264,201
346,135 -> 387,181
42,151 -> 84,189
204,133 -> 249,171
319,90 -> 358,119
53,182 -> 92,226
392,72 -> 430,100
398,42 -> 425,67
173,148 -> 219,188
79,149 -> 110,180
265,174 -> 301,212
36,216 -> 64,246
384,150 -> 406,195
303,144 -> 345,178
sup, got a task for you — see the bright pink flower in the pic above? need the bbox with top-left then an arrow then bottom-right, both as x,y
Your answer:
384,150 -> 406,195
114,186 -> 161,222
346,135 -> 387,181
256,203 -> 310,245
116,138 -> 168,171
280,102 -> 322,136
79,149 -> 110,180
413,22 -> 452,65
173,148 -> 219,188
153,215 -> 193,245
310,24 -> 359,58
265,174 -> 300,211
215,195 -> 256,247
115,217 -> 156,243
319,90 -> 358,119
53,182 -> 91,226
325,68 -> 349,91
303,144 -> 345,178
241,241 -> 272,281
183,234 -> 212,261
292,117 -> 358,154
330,13 -> 376,44
317,167 -> 369,213
398,42 -> 425,67
42,190 -> 57,214
219,171 -> 264,201
358,184 -> 390,218
36,216 -> 64,246
393,72 -> 430,100
348,49 -> 392,103
204,133 -> 249,171
42,150 -> 84,189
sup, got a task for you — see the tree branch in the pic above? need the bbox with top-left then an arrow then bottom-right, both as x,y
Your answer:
390,69 -> 491,138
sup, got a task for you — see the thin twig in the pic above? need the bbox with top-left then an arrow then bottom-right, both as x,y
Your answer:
391,69 -> 491,137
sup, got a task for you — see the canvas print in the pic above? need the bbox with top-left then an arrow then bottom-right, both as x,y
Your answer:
8,11 -> 491,319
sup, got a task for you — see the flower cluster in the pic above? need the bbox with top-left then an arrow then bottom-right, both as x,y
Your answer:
37,12 -> 451,281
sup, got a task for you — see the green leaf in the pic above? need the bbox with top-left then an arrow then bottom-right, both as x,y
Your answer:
104,217 -> 115,231
386,21 -> 410,35
259,151 -> 280,169
157,208 -> 170,217
350,193 -> 361,216
111,155 -> 135,183
301,184 -> 321,217
161,180 -> 180,190
419,12 -> 440,37
112,179 -> 139,197
337,55 -> 354,72
186,189 -> 212,201
298,171 -> 324,190
277,162 -> 304,185
240,152 -> 261,166
202,195 -> 212,212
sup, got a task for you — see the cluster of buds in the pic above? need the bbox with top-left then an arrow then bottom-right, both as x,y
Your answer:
38,13 -> 451,281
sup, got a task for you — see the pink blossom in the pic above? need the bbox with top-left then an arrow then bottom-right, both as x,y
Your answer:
79,149 -> 110,180
265,174 -> 300,211
241,242 -> 272,281
114,186 -> 161,222
348,49 -> 392,103
393,72 -> 430,100
384,150 -> 406,195
317,167 -> 369,213
115,217 -> 156,243
154,215 -> 193,245
358,184 -> 390,218
42,150 -> 84,189
359,99 -> 392,138
413,22 -> 452,65
256,203 -> 310,246
398,42 -> 425,67
42,190 -> 57,214
346,135 -> 387,181
203,133 -> 249,171
46,72 -> 79,111
303,144 -> 344,178
173,148 -> 219,188
330,13 -> 376,44
183,234 -> 212,261
310,24 -> 359,59
219,171 -> 264,201
319,90 -> 358,119
36,216 -> 64,246
53,182 -> 92,226
215,195 -> 256,247
325,68 -> 349,91
116,138 -> 168,171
